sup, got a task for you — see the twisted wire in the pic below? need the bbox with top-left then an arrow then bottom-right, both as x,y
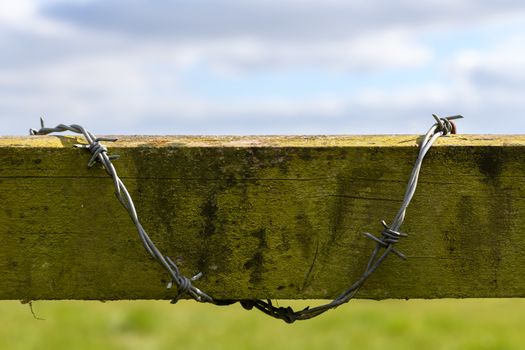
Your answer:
234,114 -> 463,322
30,118 -> 216,304
29,114 -> 462,323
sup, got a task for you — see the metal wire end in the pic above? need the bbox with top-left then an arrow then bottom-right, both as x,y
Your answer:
391,248 -> 407,260
29,117 -> 45,135
363,232 -> 388,247
432,114 -> 444,130
95,137 -> 118,142
433,114 -> 461,135
371,220 -> 407,259
432,114 -> 464,135
87,154 -> 99,167
445,115 -> 464,121
87,147 -> 106,167
190,286 -> 211,303
381,220 -> 407,237
191,272 -> 203,281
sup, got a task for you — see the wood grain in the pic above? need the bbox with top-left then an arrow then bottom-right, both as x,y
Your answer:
1,134 -> 525,300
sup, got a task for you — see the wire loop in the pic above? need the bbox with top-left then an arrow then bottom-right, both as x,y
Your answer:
29,114 -> 463,323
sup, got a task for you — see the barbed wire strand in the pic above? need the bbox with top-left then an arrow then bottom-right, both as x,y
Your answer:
29,114 -> 463,323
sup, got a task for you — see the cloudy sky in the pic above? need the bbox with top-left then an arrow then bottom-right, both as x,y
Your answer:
1,0 -> 525,135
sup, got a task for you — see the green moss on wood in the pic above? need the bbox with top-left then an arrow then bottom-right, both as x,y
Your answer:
1,135 -> 525,300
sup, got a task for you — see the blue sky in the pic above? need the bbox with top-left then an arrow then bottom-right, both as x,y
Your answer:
1,0 -> 525,135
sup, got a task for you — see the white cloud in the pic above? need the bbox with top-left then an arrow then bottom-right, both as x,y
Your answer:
0,0 -> 77,35
0,1 -> 36,26
453,37 -> 525,91
168,31 -> 432,75
42,0 -> 525,40
2,0 -> 525,135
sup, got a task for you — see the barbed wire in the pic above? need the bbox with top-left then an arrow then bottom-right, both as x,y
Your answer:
29,114 -> 463,323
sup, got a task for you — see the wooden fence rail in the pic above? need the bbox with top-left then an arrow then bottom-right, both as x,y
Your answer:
1,134 -> 525,301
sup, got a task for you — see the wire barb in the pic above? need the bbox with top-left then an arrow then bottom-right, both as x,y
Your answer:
212,113 -> 464,323
432,114 -> 463,135
29,120 -> 215,307
29,113 -> 462,323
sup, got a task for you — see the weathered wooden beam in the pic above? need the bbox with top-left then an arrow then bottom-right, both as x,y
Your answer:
1,134 -> 525,301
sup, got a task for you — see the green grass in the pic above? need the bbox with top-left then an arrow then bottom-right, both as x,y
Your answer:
1,299 -> 525,350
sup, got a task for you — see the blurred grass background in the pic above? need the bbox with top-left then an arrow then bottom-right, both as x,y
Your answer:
1,299 -> 525,349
